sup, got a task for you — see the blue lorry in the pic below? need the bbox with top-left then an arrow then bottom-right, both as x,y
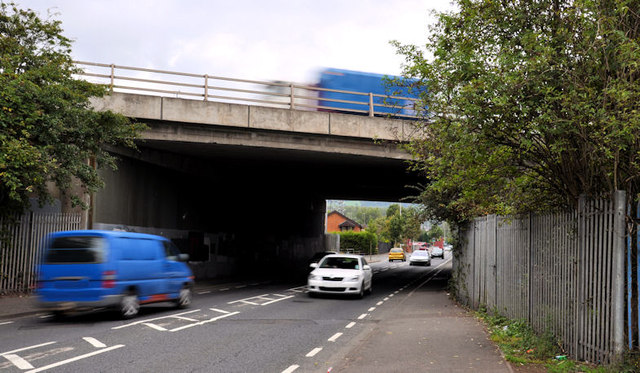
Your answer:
317,68 -> 419,117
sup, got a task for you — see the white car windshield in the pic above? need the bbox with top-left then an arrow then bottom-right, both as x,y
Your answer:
413,251 -> 428,256
320,257 -> 360,270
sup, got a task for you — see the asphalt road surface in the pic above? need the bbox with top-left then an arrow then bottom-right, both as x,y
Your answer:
0,255 -> 453,373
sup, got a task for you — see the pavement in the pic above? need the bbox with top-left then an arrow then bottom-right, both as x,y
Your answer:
0,254 -> 514,373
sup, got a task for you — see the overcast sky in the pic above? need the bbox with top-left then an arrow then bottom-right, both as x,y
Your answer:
15,0 -> 455,83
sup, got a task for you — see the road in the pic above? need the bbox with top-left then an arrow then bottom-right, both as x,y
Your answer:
0,255 -> 452,373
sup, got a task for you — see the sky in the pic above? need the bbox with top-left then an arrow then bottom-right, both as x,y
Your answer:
15,0 -> 455,84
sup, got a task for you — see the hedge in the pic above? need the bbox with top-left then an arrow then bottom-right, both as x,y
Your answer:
337,231 -> 378,254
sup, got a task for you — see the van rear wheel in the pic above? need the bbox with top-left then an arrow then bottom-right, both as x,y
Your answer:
175,286 -> 192,308
119,292 -> 140,319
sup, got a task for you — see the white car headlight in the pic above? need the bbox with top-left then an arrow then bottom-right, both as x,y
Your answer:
308,274 -> 322,281
346,275 -> 360,282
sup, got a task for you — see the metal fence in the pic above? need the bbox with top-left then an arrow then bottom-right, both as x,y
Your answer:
454,192 -> 626,364
0,212 -> 82,294
74,61 -> 419,118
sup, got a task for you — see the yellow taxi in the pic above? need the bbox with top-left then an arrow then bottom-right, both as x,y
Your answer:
388,247 -> 406,262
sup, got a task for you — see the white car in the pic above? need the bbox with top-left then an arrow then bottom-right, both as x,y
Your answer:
431,246 -> 445,259
307,254 -> 373,298
409,250 -> 431,266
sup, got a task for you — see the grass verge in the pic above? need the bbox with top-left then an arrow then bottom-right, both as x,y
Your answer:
475,307 -> 640,373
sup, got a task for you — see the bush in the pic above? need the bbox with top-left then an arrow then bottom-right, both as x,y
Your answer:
337,231 -> 378,254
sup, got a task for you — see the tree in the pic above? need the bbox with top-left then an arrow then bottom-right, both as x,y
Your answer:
394,0 -> 640,224
386,204 -> 400,218
0,3 -> 145,219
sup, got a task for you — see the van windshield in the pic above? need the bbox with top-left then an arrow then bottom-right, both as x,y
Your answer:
45,236 -> 106,264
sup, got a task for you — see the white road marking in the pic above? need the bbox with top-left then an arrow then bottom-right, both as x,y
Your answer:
210,308 -> 230,314
328,333 -> 343,342
38,315 -> 51,319
345,322 -> 356,329
306,347 -> 322,357
197,290 -> 211,295
261,295 -> 294,306
1,341 -> 57,356
82,337 -> 107,348
142,323 -> 167,331
24,344 -> 125,373
228,294 -> 270,305
235,285 -> 247,289
282,365 -> 299,373
0,321 -> 13,326
219,288 -> 230,291
169,311 -> 239,332
357,314 -> 368,320
112,309 -> 200,329
3,354 -> 34,369
383,297 -> 389,301
376,301 -> 383,306
394,291 -> 399,294
389,294 -> 394,297
287,286 -> 307,293
368,307 -> 376,312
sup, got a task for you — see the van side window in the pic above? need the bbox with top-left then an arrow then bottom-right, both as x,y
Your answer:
163,241 -> 181,261
119,238 -> 161,261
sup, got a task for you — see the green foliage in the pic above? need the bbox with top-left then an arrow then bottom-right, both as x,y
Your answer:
337,231 -> 378,254
386,204 -> 400,217
0,2 -> 146,218
477,307 -> 624,372
394,0 -> 640,224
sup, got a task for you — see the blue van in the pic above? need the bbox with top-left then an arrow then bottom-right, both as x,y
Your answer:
36,230 -> 194,318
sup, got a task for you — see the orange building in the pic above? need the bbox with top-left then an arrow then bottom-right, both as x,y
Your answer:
326,211 -> 363,232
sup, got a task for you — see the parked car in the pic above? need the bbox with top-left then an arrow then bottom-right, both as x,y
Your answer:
307,254 -> 372,298
388,247 -> 406,262
409,250 -> 431,266
431,246 -> 445,259
36,230 -> 194,319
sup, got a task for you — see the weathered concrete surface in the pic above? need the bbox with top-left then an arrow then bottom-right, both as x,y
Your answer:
91,92 -> 414,142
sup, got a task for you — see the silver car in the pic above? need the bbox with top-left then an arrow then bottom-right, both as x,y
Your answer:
409,250 -> 431,266
307,254 -> 373,298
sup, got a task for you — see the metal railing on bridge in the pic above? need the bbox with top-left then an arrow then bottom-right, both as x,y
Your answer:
74,61 -> 420,119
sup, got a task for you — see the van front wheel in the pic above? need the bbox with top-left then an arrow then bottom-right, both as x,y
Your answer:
175,286 -> 192,308
120,292 -> 140,319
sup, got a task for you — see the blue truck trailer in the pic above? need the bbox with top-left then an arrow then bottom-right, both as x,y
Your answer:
317,68 -> 419,117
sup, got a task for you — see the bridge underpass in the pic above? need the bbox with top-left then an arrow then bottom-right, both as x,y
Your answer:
90,93 -> 422,280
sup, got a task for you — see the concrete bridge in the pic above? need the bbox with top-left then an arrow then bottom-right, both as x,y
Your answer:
81,63 -> 422,279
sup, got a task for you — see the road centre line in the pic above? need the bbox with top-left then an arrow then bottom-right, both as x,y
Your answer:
1,341 -> 57,356
25,344 -> 125,373
219,288 -> 230,291
383,297 -> 389,301
82,337 -> 107,348
197,290 -> 211,294
112,309 -> 200,329
376,301 -> 383,306
282,365 -> 299,373
357,314 -> 368,320
306,347 -> 322,357
3,354 -> 34,370
368,307 -> 376,312
345,322 -> 356,329
0,321 -> 13,326
328,333 -> 343,342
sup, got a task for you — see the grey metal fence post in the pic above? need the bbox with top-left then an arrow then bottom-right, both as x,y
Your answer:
613,190 -> 626,357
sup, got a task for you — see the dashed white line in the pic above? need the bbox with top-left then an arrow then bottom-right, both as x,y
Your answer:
3,354 -> 34,369
357,314 -> 368,320
197,290 -> 211,294
389,294 -> 395,297
383,297 -> 389,301
306,347 -> 323,357
368,307 -> 376,312
219,288 -> 230,291
235,285 -> 247,289
24,344 -> 125,373
82,337 -> 107,348
328,333 -> 343,342
282,364 -> 299,373
0,321 -> 13,326
210,308 -> 230,314
345,322 -> 356,329
376,301 -> 383,306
